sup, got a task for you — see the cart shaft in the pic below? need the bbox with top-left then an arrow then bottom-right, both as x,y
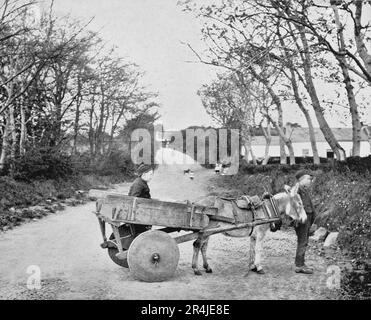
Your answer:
174,218 -> 280,244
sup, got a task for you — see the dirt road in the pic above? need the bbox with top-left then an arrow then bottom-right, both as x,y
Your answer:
0,164 -> 339,299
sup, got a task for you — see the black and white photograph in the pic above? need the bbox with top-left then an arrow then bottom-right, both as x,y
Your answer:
0,0 -> 370,307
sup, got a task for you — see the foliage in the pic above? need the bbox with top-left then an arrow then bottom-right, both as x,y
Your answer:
0,176 -> 42,209
0,0 -> 159,172
93,151 -> 135,178
9,148 -> 74,181
71,150 -> 135,181
0,172 -> 132,230
314,171 -> 371,262
334,156 -> 371,174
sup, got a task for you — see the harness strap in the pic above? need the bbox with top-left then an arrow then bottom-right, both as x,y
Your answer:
249,203 -> 255,237
241,195 -> 251,207
263,196 -> 282,232
230,200 -> 239,225
219,196 -> 238,201
236,196 -> 255,236
242,196 -> 255,236
215,196 -> 259,236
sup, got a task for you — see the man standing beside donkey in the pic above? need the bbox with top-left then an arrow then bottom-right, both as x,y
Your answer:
294,170 -> 317,274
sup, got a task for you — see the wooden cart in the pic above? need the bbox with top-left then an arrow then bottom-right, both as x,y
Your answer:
93,193 -> 280,282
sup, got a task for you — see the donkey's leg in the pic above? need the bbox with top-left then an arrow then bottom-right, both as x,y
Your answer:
253,225 -> 269,274
200,238 -> 212,273
192,238 -> 203,275
249,231 -> 257,272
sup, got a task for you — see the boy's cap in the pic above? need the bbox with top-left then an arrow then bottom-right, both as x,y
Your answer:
136,163 -> 153,176
295,170 -> 312,180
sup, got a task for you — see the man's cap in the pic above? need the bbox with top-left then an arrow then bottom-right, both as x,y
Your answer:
136,163 -> 154,176
295,169 -> 312,180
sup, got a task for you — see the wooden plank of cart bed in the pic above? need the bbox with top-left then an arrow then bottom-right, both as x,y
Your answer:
98,194 -> 216,230
94,211 -> 121,226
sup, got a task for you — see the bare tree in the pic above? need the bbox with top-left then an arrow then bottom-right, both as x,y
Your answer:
0,0 -> 159,172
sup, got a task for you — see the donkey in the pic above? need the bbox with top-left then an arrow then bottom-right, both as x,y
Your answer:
191,183 -> 307,275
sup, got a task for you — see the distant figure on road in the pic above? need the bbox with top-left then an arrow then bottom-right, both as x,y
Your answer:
189,170 -> 194,180
215,162 -> 222,174
220,159 -> 231,175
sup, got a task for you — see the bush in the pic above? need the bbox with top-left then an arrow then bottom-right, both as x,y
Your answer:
94,150 -> 135,176
313,171 -> 371,262
264,156 -> 329,165
70,152 -> 92,175
71,150 -> 135,179
0,176 -> 42,209
238,161 -> 332,177
10,148 -> 74,181
335,156 -> 371,174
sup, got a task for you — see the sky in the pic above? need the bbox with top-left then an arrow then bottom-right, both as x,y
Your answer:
49,0 -> 218,130
38,0 -> 371,130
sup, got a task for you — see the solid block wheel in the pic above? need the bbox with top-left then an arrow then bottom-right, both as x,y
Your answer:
127,230 -> 180,282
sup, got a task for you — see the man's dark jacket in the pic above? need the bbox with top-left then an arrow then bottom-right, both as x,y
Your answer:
128,177 -> 151,199
298,187 -> 315,214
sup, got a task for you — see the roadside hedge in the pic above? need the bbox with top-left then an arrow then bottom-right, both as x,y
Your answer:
9,148 -> 74,181
239,156 -> 371,176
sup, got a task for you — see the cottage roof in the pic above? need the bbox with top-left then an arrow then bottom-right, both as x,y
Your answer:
251,127 -> 370,146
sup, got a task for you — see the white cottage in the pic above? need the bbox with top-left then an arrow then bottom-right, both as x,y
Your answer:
246,127 -> 371,159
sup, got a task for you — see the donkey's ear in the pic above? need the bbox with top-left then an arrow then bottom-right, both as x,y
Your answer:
283,185 -> 291,194
291,183 -> 300,195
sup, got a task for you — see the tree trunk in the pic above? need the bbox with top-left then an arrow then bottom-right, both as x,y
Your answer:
266,114 -> 295,165
353,1 -> 371,83
297,25 -> 346,160
95,87 -> 106,157
261,123 -> 271,165
52,101 -> 62,147
72,100 -> 80,155
108,111 -> 116,154
283,123 -> 295,165
243,134 -> 257,165
289,68 -> 320,164
0,111 -> 10,171
287,142 -> 295,165
19,103 -> 27,156
249,66 -> 288,164
72,77 -> 82,155
332,5 -> 362,156
9,104 -> 17,161
277,108 -> 287,164
277,28 -> 320,164
361,126 -> 371,152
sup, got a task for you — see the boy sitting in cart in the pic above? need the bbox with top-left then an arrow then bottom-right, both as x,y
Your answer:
129,163 -> 154,199
128,163 -> 155,232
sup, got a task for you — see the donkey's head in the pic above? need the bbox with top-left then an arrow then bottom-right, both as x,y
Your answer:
274,183 -> 307,224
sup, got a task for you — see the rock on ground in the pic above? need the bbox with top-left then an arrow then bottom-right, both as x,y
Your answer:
309,223 -> 318,236
311,227 -> 329,242
324,232 -> 339,247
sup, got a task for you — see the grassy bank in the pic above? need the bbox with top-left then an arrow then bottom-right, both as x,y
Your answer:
0,173 -> 133,231
0,148 -> 137,230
